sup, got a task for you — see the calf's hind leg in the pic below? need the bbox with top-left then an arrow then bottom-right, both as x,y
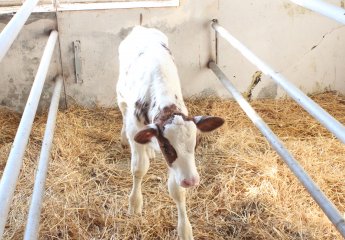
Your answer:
118,101 -> 129,146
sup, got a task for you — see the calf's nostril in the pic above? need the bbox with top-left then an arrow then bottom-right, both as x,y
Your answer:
181,177 -> 200,188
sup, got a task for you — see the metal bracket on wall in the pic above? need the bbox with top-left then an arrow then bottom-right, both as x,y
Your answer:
73,40 -> 82,84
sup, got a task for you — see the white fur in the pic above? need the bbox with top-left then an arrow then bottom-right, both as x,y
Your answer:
117,26 -> 197,239
164,116 -> 199,186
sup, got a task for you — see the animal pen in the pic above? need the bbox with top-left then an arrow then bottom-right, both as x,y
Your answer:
0,0 -> 345,239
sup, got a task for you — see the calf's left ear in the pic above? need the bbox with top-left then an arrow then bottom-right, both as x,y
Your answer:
194,116 -> 225,132
134,124 -> 159,144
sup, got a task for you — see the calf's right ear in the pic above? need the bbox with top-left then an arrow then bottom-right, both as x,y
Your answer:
134,124 -> 159,144
194,116 -> 225,132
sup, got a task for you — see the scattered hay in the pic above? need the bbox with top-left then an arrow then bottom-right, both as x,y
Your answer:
0,92 -> 345,239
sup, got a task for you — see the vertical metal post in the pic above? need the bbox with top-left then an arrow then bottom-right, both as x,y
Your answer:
0,0 -> 40,62
212,19 -> 219,64
211,21 -> 345,144
208,61 -> 345,238
289,0 -> 345,25
24,76 -> 63,240
0,30 -> 58,238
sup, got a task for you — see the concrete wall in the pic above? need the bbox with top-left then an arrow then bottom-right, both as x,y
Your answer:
0,12 -> 61,112
1,0 -> 345,111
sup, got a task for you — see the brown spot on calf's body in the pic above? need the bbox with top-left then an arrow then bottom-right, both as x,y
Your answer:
135,100 -> 150,124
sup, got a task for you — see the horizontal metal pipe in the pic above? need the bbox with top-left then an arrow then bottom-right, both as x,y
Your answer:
211,21 -> 345,144
0,0 -> 40,62
208,61 -> 345,238
0,30 -> 58,239
289,0 -> 345,25
24,76 -> 63,240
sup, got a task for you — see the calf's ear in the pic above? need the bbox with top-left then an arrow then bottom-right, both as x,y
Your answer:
134,124 -> 159,144
194,116 -> 225,132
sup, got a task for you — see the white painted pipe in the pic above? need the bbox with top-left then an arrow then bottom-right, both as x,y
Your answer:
212,21 -> 345,144
0,30 -> 58,239
289,0 -> 345,25
209,61 -> 345,238
0,0 -> 41,62
24,76 -> 63,240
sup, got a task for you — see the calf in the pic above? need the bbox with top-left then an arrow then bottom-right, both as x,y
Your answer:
116,26 -> 224,239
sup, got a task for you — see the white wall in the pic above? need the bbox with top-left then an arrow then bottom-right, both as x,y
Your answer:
0,0 -> 345,111
218,0 -> 345,99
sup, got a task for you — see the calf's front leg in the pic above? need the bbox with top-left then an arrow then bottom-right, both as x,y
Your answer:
168,170 -> 194,240
128,141 -> 150,214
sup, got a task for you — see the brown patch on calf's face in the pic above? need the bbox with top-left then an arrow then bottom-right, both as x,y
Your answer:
135,103 -> 201,167
157,132 -> 177,166
154,104 -> 179,125
135,100 -> 150,124
154,104 -> 192,126
153,104 -> 192,166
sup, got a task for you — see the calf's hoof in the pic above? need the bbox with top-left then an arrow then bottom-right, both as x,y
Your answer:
128,204 -> 143,215
178,222 -> 194,240
128,194 -> 143,215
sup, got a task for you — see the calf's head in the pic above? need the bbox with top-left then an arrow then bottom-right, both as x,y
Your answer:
134,115 -> 224,188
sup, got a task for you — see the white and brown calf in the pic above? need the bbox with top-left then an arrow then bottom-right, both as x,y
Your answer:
116,26 -> 224,240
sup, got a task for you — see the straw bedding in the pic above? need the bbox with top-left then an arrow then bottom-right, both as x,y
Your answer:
0,92 -> 344,239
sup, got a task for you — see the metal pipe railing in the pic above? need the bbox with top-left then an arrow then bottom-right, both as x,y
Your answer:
0,0 -> 41,62
289,0 -> 345,25
0,30 -> 58,238
24,76 -> 63,240
211,21 -> 345,144
208,61 -> 345,238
